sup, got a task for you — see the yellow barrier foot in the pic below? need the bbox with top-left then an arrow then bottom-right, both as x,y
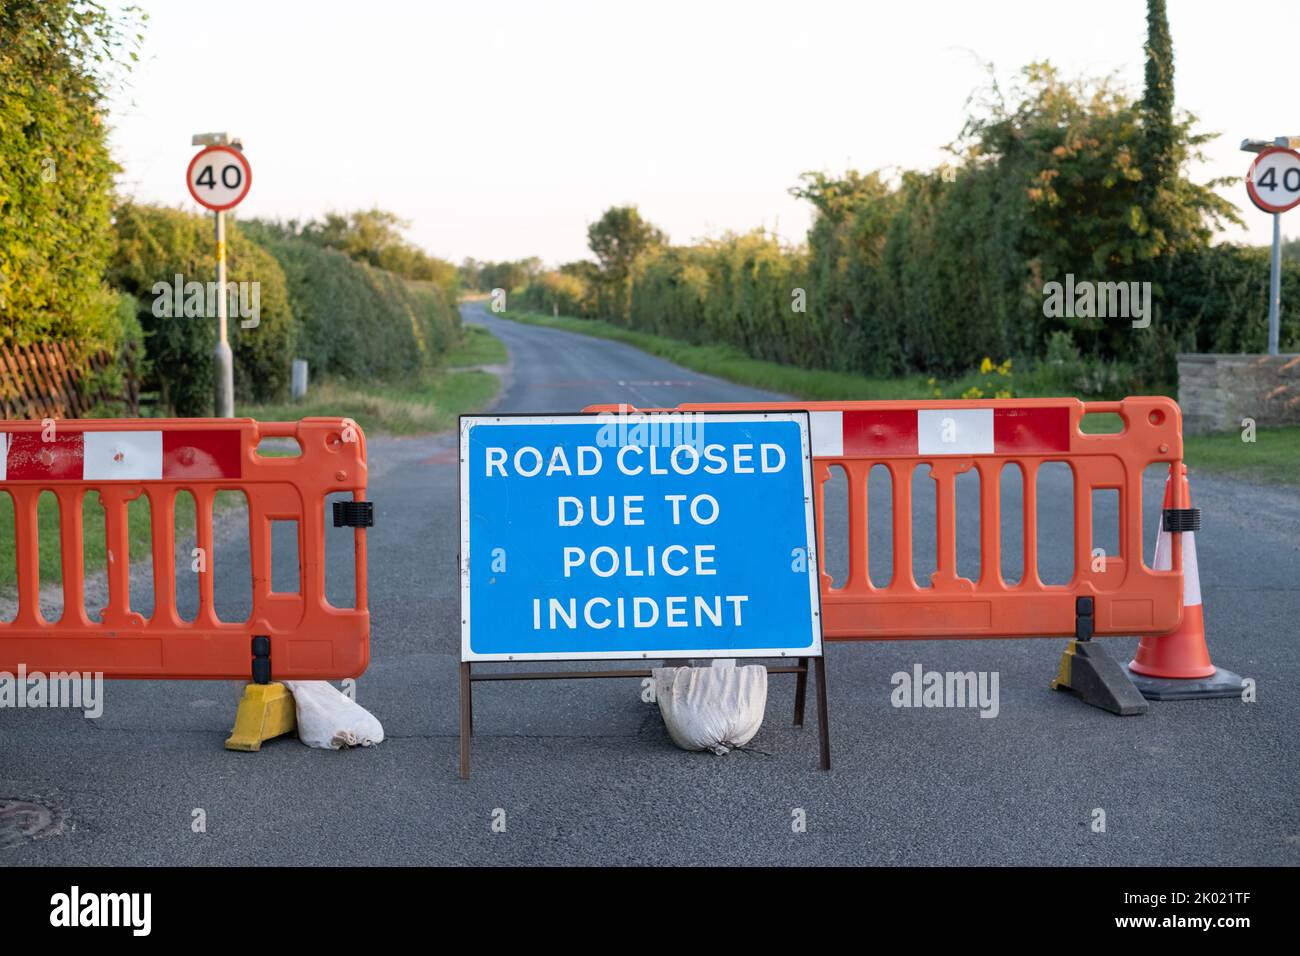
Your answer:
225,683 -> 297,751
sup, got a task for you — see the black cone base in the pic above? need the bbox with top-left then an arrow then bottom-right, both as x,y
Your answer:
1123,664 -> 1245,701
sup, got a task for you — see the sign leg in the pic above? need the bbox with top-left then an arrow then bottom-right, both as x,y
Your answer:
793,657 -> 808,727
468,669 -> 475,736
459,661 -> 472,779
814,655 -> 831,771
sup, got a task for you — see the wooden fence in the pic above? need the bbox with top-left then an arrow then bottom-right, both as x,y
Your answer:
0,340 -> 135,419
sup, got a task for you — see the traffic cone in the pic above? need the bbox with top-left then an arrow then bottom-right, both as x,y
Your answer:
1124,464 -> 1242,700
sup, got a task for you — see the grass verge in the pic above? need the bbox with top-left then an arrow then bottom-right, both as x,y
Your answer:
239,324 -> 503,436
1182,427 -> 1300,486
447,324 -> 508,366
500,310 -> 1297,486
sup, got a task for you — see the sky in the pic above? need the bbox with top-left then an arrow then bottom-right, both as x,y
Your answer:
107,0 -> 1300,266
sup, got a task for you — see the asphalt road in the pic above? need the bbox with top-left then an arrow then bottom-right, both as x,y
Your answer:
2,300 -> 1297,866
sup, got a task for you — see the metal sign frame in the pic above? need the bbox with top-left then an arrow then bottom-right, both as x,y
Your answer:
455,410 -> 831,777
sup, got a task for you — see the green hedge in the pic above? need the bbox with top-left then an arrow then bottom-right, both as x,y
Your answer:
109,204 -> 295,416
246,228 -> 458,380
1164,244 -> 1300,354
628,235 -> 815,365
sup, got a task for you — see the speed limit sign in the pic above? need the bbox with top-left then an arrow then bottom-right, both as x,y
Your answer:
186,145 -> 252,211
1245,146 -> 1300,214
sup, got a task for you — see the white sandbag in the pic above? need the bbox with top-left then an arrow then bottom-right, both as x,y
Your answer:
282,681 -> 384,749
653,665 -> 767,755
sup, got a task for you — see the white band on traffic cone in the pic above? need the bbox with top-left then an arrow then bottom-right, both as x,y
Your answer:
1151,514 -> 1202,607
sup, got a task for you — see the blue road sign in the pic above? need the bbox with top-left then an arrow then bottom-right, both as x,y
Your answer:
459,412 -> 822,661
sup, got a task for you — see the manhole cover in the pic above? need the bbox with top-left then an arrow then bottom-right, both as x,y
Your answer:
0,800 -> 57,848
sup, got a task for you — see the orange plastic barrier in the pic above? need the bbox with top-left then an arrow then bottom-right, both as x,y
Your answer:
0,418 -> 370,680
583,397 -> 1188,642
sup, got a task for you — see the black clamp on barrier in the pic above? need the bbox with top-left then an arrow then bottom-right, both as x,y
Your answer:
251,635 -> 271,684
1162,508 -> 1201,533
1051,595 -> 1149,716
333,501 -> 374,528
1075,596 -> 1094,641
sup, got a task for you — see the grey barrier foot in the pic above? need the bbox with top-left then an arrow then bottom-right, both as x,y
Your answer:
1051,640 -> 1151,716
1122,664 -> 1246,701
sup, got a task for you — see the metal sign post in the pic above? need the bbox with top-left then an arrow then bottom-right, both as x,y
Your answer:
188,133 -> 253,417
1242,136 -> 1300,356
1271,209 -> 1282,356
214,208 -> 232,417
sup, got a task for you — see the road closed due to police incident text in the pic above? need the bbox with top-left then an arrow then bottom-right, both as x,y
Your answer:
459,413 -> 823,661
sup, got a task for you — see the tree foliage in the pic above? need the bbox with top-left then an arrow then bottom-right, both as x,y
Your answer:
0,0 -> 141,352
587,205 -> 666,322
524,56 -> 1275,386
1140,0 -> 1176,246
518,268 -> 594,318
460,256 -> 542,294
587,206 -> 665,282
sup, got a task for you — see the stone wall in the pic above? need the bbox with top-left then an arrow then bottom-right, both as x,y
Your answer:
1177,353 -> 1300,435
